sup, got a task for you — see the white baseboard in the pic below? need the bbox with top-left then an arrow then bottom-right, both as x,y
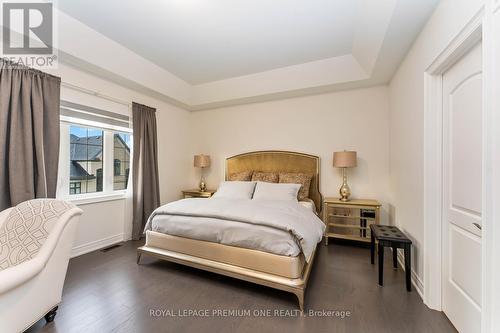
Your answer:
71,233 -> 124,258
394,249 -> 425,299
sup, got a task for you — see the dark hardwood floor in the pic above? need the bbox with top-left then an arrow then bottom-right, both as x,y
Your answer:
26,240 -> 456,333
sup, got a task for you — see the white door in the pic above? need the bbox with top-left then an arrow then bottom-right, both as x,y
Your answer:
442,41 -> 482,333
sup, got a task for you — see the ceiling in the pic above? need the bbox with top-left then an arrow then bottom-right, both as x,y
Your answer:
54,0 -> 439,109
57,0 -> 362,84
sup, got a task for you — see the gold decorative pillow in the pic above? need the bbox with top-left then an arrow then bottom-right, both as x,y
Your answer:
252,171 -> 279,183
279,172 -> 313,200
228,171 -> 253,181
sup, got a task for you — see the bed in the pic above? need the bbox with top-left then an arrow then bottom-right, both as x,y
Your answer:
137,151 -> 324,310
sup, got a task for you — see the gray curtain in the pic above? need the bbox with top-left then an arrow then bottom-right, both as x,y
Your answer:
0,59 -> 61,211
132,102 -> 160,239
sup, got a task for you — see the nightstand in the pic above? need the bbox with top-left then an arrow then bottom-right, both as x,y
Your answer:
323,198 -> 381,245
182,189 -> 216,199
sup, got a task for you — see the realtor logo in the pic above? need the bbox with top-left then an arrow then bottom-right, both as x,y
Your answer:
1,1 -> 57,68
2,2 -> 53,54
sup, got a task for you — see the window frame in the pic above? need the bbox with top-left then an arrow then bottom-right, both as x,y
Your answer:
58,115 -> 133,205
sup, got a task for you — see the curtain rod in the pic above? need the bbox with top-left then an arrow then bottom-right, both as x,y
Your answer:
61,81 -> 131,108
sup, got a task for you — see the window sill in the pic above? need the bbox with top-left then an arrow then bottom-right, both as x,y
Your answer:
66,192 -> 128,206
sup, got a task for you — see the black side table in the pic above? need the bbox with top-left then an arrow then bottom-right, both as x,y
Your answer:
370,224 -> 412,291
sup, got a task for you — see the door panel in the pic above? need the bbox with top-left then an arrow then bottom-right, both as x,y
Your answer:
442,41 -> 482,333
449,225 -> 481,306
450,73 -> 482,216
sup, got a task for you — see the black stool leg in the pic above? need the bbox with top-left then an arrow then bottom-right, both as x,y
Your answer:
404,244 -> 412,292
392,246 -> 398,269
370,231 -> 375,264
378,243 -> 384,286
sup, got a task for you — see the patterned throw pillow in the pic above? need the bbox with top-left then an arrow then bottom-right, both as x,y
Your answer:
279,172 -> 313,200
228,171 -> 253,181
251,171 -> 279,183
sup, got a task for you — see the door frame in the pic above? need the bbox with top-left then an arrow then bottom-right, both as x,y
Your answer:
423,7 -> 485,312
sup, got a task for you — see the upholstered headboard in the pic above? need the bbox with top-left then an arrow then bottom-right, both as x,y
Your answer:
225,150 -> 322,212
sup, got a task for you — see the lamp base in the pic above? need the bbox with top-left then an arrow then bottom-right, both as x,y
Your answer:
339,183 -> 351,202
339,167 -> 351,202
199,169 -> 207,192
199,180 -> 206,192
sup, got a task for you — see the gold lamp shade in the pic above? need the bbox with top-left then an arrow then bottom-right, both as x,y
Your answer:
194,154 -> 211,168
333,151 -> 357,168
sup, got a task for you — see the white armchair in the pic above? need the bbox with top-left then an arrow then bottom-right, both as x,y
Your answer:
0,199 -> 83,333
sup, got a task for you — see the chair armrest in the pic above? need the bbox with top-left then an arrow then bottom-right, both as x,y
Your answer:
0,207 -> 82,294
0,208 -> 13,230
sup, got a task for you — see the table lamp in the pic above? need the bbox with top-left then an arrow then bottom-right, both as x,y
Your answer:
333,151 -> 357,201
194,154 -> 211,191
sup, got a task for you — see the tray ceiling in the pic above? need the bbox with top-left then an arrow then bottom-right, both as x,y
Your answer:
54,0 -> 439,110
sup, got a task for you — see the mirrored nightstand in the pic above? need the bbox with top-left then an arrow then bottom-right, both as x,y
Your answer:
182,189 -> 216,199
323,198 -> 381,245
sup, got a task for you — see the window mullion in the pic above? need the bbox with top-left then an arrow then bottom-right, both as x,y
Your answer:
103,131 -> 114,193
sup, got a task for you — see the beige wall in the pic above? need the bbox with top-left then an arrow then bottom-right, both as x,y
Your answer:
51,63 -> 192,256
190,86 -> 391,223
388,0 -> 485,288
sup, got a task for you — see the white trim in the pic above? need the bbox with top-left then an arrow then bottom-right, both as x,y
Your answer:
396,250 -> 424,299
70,233 -> 124,258
423,8 -> 484,311
481,2 -> 500,331
67,192 -> 126,206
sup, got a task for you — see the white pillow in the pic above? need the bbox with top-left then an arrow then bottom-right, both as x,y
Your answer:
212,181 -> 256,199
252,182 -> 301,202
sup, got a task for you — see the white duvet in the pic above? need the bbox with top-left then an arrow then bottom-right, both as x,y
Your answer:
144,198 -> 325,262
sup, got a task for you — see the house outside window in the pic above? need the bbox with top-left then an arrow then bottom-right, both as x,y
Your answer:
70,126 -> 103,194
113,133 -> 131,190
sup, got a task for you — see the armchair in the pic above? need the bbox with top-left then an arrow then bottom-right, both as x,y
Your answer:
0,199 -> 83,333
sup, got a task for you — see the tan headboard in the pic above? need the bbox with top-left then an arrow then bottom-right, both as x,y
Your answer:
225,150 -> 322,212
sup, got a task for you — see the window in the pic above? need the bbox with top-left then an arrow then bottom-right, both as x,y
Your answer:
59,100 -> 132,201
114,159 -> 121,176
67,127 -> 132,196
70,126 -> 103,195
69,124 -> 132,195
113,133 -> 131,190
69,182 -> 81,195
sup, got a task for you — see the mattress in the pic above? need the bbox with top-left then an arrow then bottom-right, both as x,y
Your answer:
145,230 -> 306,279
150,214 -> 302,256
147,198 -> 325,261
149,199 -> 316,258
